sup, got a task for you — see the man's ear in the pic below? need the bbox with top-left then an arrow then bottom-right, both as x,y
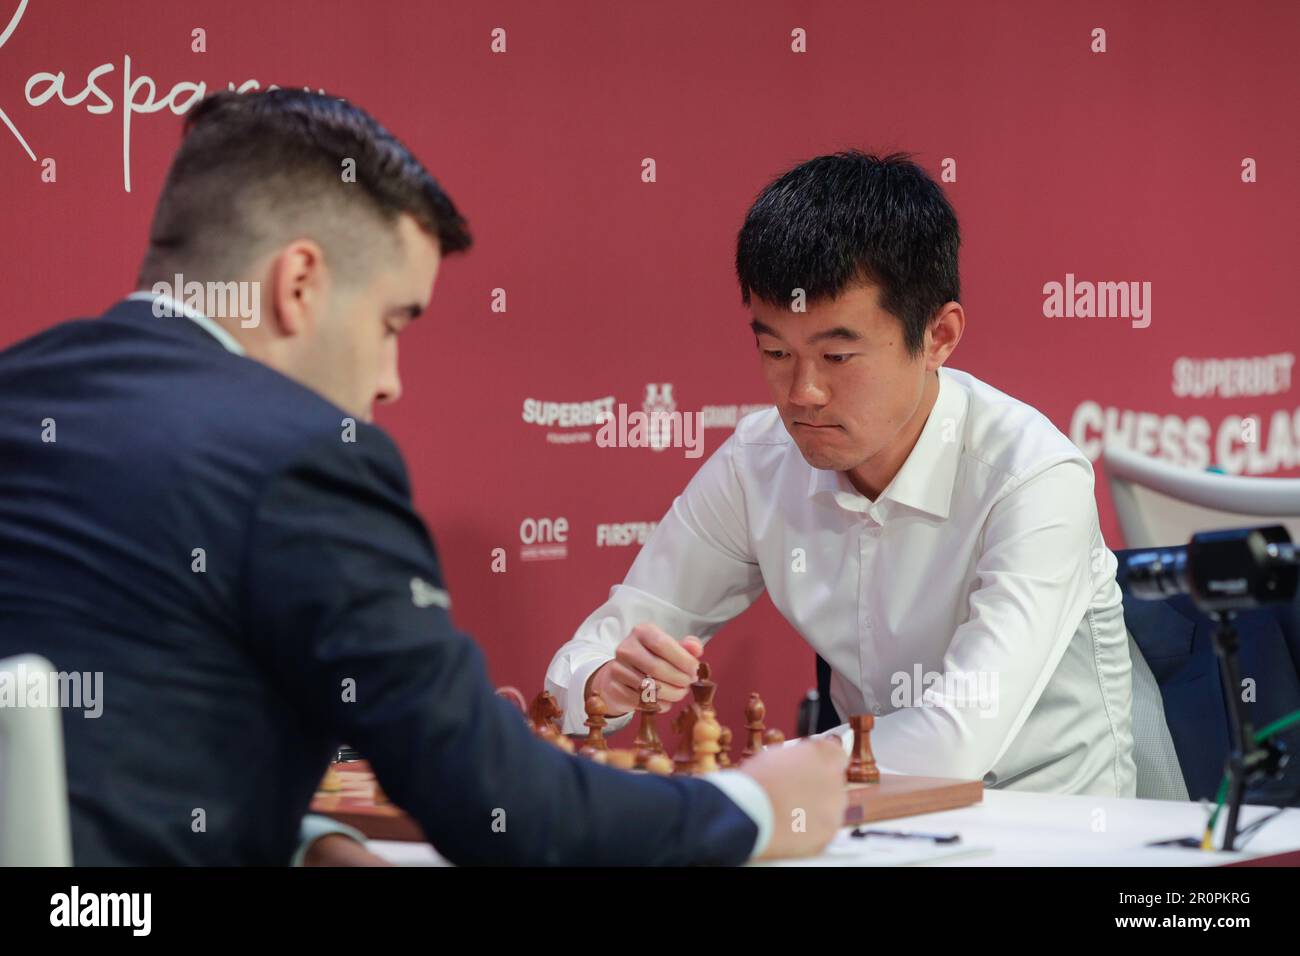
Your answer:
925,301 -> 965,371
269,239 -> 328,338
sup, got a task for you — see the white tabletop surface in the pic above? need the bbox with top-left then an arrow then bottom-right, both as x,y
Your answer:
366,787 -> 1300,866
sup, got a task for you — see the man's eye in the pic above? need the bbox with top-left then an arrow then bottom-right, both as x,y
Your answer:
825,354 -> 853,364
762,349 -> 788,360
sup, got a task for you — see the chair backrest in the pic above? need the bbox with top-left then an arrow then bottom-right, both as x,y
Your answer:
0,654 -> 73,865
1115,549 -> 1300,805
1102,445 -> 1300,549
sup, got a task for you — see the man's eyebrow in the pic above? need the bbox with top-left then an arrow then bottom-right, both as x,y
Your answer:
807,326 -> 862,344
750,319 -> 862,344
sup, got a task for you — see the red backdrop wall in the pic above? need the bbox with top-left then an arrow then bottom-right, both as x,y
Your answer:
2,0 -> 1297,735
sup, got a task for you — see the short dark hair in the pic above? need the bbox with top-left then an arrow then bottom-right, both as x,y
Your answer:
735,150 -> 960,356
138,89 -> 471,285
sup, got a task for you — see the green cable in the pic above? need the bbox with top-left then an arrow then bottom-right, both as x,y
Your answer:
1204,707 -> 1300,842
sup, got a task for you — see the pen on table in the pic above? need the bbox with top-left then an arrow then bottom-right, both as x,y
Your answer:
851,827 -> 962,844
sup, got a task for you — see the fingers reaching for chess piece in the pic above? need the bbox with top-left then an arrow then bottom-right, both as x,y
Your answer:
586,623 -> 704,717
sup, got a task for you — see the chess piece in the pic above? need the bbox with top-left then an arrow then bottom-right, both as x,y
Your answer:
644,753 -> 674,775
684,661 -> 721,771
742,691 -> 766,761
671,707 -> 697,775
606,748 -> 637,770
318,765 -> 342,793
763,728 -> 785,748
847,713 -> 880,784
693,709 -> 722,773
633,676 -> 665,760
692,661 -> 718,714
717,726 -> 733,768
579,692 -> 610,756
495,685 -> 529,717
529,690 -> 575,752
673,660 -> 723,774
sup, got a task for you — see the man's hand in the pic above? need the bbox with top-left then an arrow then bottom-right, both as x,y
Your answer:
586,623 -> 704,717
738,737 -> 848,860
302,833 -> 393,867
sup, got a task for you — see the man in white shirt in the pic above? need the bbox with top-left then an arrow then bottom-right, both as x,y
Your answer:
546,150 -> 1136,800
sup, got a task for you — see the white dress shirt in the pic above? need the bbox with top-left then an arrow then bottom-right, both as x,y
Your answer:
547,367 -> 1137,815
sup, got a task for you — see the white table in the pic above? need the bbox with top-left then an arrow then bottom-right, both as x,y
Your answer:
366,788 -> 1300,866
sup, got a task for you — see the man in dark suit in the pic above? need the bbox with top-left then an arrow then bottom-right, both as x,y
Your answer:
0,89 -> 846,865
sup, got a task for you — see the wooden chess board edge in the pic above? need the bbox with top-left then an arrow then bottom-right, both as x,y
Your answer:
843,774 -> 984,825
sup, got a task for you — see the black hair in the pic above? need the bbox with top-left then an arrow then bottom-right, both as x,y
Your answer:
139,88 -> 470,284
735,150 -> 959,355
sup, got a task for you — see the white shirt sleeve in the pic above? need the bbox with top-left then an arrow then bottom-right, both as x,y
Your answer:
545,431 -> 767,734
701,770 -> 774,858
869,458 -> 1105,781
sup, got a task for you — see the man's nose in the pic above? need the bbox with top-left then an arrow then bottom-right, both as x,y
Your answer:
376,361 -> 403,406
790,363 -> 829,406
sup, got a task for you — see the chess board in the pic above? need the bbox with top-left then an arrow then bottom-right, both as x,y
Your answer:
310,761 -> 425,842
844,773 -> 983,824
310,760 -> 982,842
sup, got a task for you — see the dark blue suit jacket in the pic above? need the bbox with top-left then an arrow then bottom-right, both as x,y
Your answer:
0,299 -> 756,865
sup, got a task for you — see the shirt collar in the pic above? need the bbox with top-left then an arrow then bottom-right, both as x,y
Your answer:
806,368 -> 968,521
124,291 -> 246,356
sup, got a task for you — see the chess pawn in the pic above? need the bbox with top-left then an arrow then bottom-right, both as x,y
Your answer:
672,707 -> 697,775
633,676 -> 665,757
579,692 -> 610,757
763,728 -> 785,748
717,726 -> 733,768
606,749 -> 637,770
847,713 -> 880,784
741,691 -> 766,761
318,765 -> 342,793
644,753 -> 674,775
693,710 -> 722,774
